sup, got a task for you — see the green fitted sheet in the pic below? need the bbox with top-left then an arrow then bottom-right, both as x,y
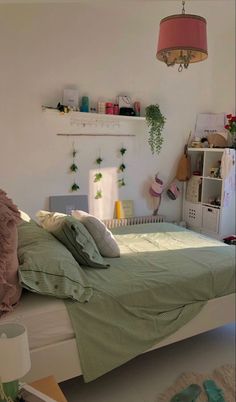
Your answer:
65,223 -> 235,382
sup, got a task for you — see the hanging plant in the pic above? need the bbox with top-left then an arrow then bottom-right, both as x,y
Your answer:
95,190 -> 103,199
117,147 -> 127,187
118,178 -> 126,187
94,172 -> 103,182
94,154 -> 103,198
70,144 -> 80,192
145,104 -> 166,154
71,182 -> 80,191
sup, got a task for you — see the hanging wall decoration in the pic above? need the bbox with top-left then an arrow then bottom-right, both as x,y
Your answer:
94,155 -> 103,199
118,147 -> 127,187
70,143 -> 80,192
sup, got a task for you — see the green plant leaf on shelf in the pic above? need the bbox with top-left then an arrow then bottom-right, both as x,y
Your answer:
70,163 -> 78,172
71,183 -> 80,191
95,190 -> 102,199
118,178 -> 126,187
120,147 -> 127,156
94,172 -> 103,182
118,163 -> 126,172
96,157 -> 103,165
72,150 -> 77,158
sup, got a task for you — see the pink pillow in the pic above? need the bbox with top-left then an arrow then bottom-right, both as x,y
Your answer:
0,190 -> 22,315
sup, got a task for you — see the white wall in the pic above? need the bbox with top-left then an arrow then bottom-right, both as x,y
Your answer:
0,1 -> 235,220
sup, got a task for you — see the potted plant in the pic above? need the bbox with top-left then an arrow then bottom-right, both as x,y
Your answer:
225,114 -> 236,148
145,104 -> 166,154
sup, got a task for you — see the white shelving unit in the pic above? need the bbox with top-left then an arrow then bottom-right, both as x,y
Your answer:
183,148 -> 235,240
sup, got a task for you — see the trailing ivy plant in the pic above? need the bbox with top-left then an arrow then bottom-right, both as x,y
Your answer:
145,104 -> 166,154
118,147 -> 127,187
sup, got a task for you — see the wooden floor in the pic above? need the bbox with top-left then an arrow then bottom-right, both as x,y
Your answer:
60,323 -> 235,402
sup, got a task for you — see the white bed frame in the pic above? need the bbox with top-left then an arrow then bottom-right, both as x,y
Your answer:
24,293 -> 235,383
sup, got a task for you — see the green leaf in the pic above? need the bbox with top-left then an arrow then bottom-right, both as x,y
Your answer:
96,157 -> 103,165
118,163 -> 126,172
94,172 -> 103,182
70,163 -> 78,172
118,178 -> 126,187
120,147 -> 127,156
95,190 -> 102,199
71,183 -> 80,191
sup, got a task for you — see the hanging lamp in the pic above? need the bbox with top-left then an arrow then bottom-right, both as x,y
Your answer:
156,0 -> 208,72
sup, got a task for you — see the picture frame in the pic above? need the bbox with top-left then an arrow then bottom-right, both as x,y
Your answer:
62,89 -> 79,110
115,200 -> 134,219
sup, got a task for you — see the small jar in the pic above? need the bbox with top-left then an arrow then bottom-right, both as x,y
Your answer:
113,104 -> 119,115
106,102 -> 114,114
97,101 -> 106,114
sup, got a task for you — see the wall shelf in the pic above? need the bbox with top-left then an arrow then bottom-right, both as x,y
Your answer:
42,106 -> 146,122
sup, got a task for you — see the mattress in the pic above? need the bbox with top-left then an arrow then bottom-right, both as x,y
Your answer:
1,291 -> 74,350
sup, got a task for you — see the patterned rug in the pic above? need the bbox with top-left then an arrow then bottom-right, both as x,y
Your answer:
157,365 -> 235,402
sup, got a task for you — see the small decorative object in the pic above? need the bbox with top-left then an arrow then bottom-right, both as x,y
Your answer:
106,102 -> 114,114
149,174 -> 164,215
63,88 -> 79,110
166,181 -> 180,200
57,102 -> 70,113
115,200 -> 134,219
156,0 -> 208,72
0,323 -> 31,402
81,96 -> 89,113
134,101 -> 141,117
70,144 -> 80,192
113,104 -> 119,115
225,114 -> 236,148
94,155 -> 103,199
119,107 -> 135,116
118,147 -> 127,187
145,104 -> 166,154
97,101 -> 106,114
118,95 -> 132,109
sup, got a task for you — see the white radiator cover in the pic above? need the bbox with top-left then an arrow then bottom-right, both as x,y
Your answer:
103,215 -> 165,229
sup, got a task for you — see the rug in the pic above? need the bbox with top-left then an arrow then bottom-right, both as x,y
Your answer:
157,365 -> 235,402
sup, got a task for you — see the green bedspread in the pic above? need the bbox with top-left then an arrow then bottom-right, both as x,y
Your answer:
65,223 -> 235,382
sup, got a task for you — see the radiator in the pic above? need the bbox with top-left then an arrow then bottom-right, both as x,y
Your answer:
103,215 -> 165,229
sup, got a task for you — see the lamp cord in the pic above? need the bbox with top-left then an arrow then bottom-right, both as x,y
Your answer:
182,0 -> 185,14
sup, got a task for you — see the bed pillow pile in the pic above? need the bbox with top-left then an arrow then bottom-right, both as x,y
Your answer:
72,210 -> 120,258
36,211 -> 109,269
18,220 -> 93,302
0,190 -> 22,315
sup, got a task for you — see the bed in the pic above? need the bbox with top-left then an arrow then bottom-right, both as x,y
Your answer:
1,222 -> 235,383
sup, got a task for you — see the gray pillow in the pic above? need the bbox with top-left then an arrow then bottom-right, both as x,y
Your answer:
36,211 -> 109,269
18,220 -> 93,302
72,210 -> 120,258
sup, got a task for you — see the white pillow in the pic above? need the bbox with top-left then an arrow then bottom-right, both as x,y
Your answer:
19,210 -> 31,222
72,210 -> 120,258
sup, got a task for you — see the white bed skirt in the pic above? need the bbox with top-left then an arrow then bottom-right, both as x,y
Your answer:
23,293 -> 235,383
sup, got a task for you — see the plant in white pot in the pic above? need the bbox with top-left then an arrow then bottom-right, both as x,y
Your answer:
145,104 -> 166,154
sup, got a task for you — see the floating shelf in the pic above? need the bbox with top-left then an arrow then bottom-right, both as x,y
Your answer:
42,106 -> 146,122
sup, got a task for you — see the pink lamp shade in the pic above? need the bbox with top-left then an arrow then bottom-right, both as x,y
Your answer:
156,14 -> 208,68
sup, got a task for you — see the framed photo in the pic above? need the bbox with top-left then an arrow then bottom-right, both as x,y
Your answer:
115,200 -> 134,219
63,89 -> 79,110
